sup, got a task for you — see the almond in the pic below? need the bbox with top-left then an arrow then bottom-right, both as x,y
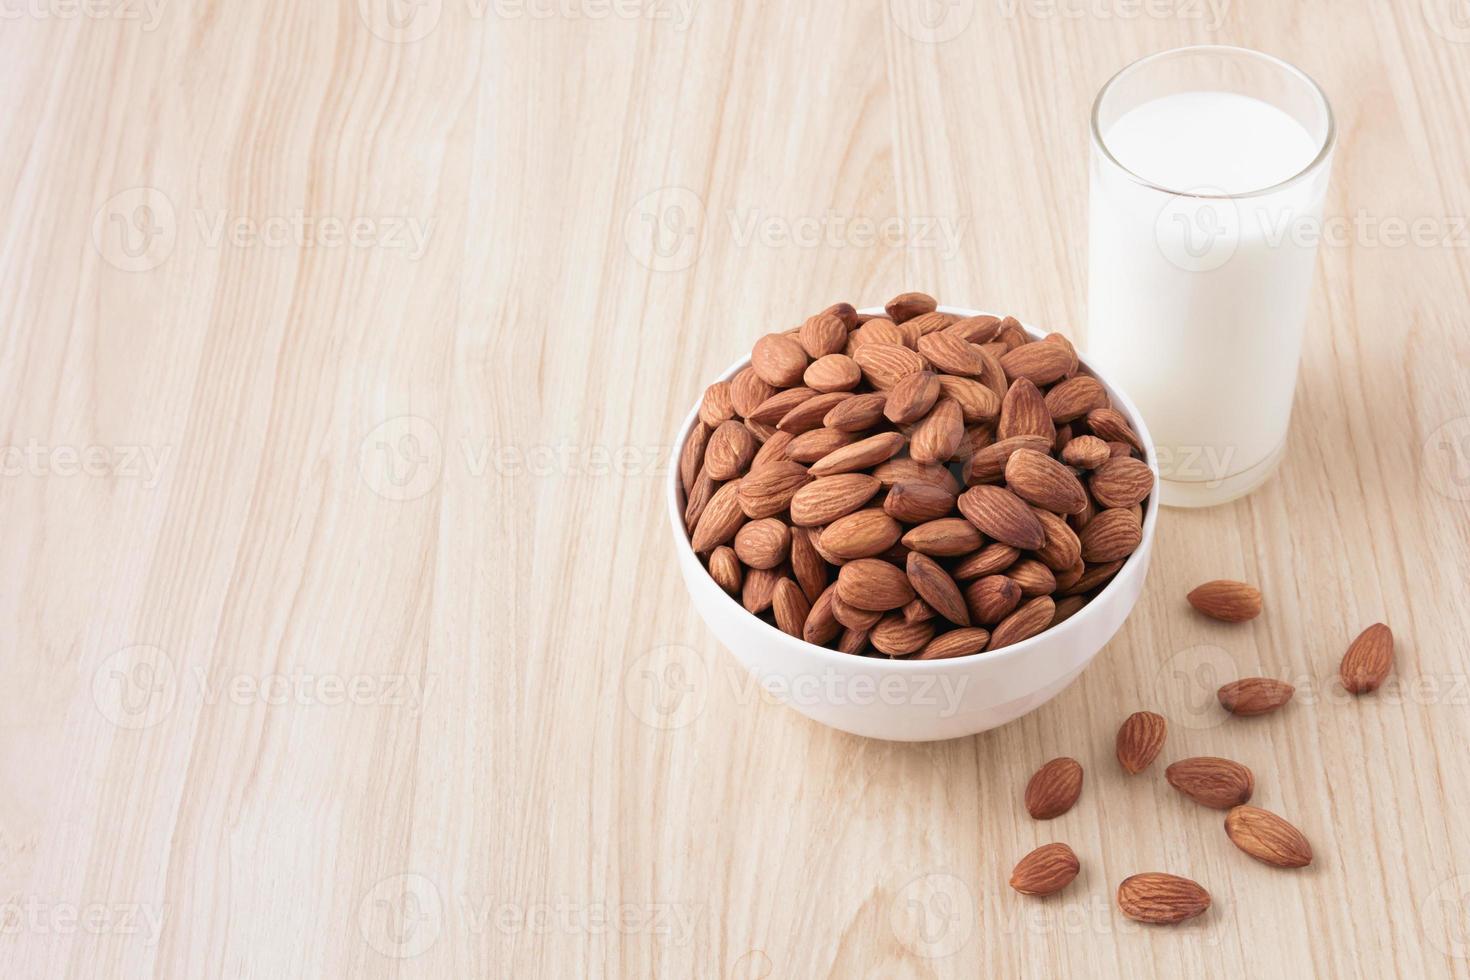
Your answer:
804,353 -> 862,393
1165,757 -> 1255,809
788,526 -> 827,602
883,371 -> 941,423
1010,843 -> 1080,897
853,318 -> 911,350
783,427 -> 856,464
987,596 -> 1054,649
870,613 -> 935,656
683,468 -> 716,530
883,481 -> 956,523
905,552 -> 969,626
730,366 -> 778,417
1090,456 -> 1154,509
789,473 -> 882,526
1078,508 -> 1143,563
798,312 -> 848,359
958,485 -> 1046,550
872,457 -> 959,494
698,380 -> 735,427
946,314 -> 1001,344
747,387 -> 815,425
821,509 -> 902,561
751,429 -> 794,469
1224,806 -> 1312,868
771,578 -> 810,637
1000,340 -> 1073,386
821,302 -> 859,330
733,518 -> 790,569
1187,580 -> 1263,623
690,479 -> 747,552
1059,559 -> 1123,596
909,397 -> 964,464
1217,677 -> 1295,716
1007,558 -> 1056,597
1024,757 -> 1083,819
964,435 -> 1052,484
902,597 -> 936,623
824,391 -> 889,432
751,333 -> 809,387
1085,407 -> 1143,452
1044,375 -> 1109,423
1115,710 -> 1167,774
1004,448 -> 1088,515
953,544 -> 1020,580
708,546 -> 742,594
884,291 -> 937,323
1060,434 -> 1110,469
911,627 -> 990,660
808,431 -> 906,477
836,558 -> 915,611
976,345 -> 1008,402
901,518 -> 982,557
853,342 -> 925,390
1032,508 -> 1082,571
679,422 -> 710,494
935,374 -> 1000,423
908,311 -> 956,335
1340,622 -> 1394,694
997,378 -> 1055,442
802,584 -> 842,646
831,592 -> 881,629
965,575 -> 1022,625
1053,560 -> 1085,593
705,420 -> 758,480
1052,595 -> 1086,625
776,391 -> 851,434
836,627 -> 869,654
741,564 -> 785,613
736,461 -> 811,519
917,331 -> 985,376
1116,874 -> 1210,925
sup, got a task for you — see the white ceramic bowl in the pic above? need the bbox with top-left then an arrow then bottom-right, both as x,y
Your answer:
667,307 -> 1159,741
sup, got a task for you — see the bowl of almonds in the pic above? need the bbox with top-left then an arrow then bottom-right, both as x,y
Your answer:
667,293 -> 1158,740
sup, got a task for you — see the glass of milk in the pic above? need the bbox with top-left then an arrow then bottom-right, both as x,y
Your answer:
1087,46 -> 1335,508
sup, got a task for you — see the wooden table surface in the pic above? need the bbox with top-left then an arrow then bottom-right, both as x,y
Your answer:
3,1 -> 1469,976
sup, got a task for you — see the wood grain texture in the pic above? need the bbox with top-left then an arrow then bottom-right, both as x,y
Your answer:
1,1 -> 1468,976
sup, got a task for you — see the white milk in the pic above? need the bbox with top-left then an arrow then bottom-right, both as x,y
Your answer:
1087,91 -> 1328,506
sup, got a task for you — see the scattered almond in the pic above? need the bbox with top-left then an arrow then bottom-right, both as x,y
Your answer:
1024,757 -> 1083,819
1165,757 -> 1255,809
1217,677 -> 1295,716
1187,580 -> 1263,622
1116,873 -> 1210,925
1224,806 -> 1313,868
1115,710 -> 1167,774
1010,843 -> 1080,897
1340,622 -> 1394,694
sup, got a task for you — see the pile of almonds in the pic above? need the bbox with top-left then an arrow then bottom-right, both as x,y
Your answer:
1009,579 -> 1397,925
679,292 -> 1152,658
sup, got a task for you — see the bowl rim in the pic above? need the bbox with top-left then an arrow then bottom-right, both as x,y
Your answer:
667,306 -> 1160,669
